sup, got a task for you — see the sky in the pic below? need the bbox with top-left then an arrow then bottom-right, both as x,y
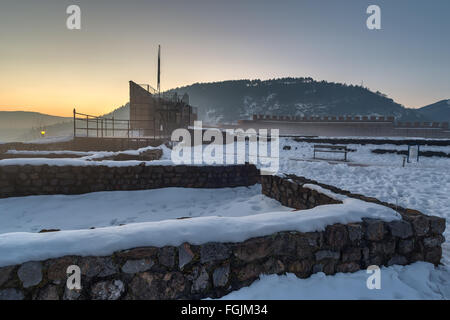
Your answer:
0,0 -> 449,117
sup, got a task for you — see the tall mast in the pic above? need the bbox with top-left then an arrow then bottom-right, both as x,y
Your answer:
157,45 -> 161,96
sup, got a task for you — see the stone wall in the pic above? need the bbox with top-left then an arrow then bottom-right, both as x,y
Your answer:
0,174 -> 445,300
0,148 -> 164,161
261,174 -> 445,266
0,153 -> 86,160
0,137 -> 166,153
261,175 -> 342,209
0,216 -> 445,300
93,149 -> 163,161
0,164 -> 260,198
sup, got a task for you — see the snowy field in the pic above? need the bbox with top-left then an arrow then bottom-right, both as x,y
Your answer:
189,137 -> 450,265
276,138 -> 450,266
215,138 -> 450,299
1,138 -> 449,299
219,262 -> 450,300
0,185 -> 291,234
0,191 -> 399,267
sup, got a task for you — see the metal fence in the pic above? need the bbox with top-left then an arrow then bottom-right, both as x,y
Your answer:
73,109 -> 164,139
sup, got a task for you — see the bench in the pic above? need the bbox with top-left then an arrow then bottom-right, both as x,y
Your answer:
313,144 -> 349,161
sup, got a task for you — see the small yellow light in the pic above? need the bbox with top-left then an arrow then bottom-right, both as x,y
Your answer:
41,131 -> 46,135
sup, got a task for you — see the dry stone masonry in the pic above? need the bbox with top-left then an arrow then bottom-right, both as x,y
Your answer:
0,163 -> 260,198
92,149 -> 163,161
261,174 -> 445,267
0,137 -> 166,153
0,172 -> 445,300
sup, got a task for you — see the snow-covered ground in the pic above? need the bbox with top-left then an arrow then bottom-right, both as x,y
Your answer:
1,137 -> 449,299
0,190 -> 399,267
189,138 -> 450,265
218,262 -> 450,300
0,185 -> 291,234
276,138 -> 450,266
4,150 -> 92,156
213,138 -> 450,300
280,139 -> 450,166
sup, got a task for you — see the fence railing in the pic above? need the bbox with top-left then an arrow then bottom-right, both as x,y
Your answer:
73,109 -> 166,139
138,84 -> 158,95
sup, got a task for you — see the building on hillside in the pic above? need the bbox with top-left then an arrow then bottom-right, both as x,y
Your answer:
129,81 -> 197,138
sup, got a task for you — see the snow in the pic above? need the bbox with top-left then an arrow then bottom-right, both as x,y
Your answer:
0,147 -> 176,167
0,158 -> 175,167
217,138 -> 450,299
80,144 -> 170,160
281,140 -> 450,166
289,136 -> 450,141
1,137 -> 449,299
26,136 -> 74,144
217,262 -> 450,300
0,185 -> 291,234
302,184 -> 346,201
278,138 -> 450,265
0,190 -> 400,267
5,150 -> 92,156
0,145 -> 172,166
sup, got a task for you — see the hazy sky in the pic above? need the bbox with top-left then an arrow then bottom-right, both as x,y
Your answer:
0,0 -> 449,117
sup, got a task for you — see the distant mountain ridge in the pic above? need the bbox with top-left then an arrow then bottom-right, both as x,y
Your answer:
167,78 -> 448,124
416,99 -> 450,123
1,78 -> 448,142
0,104 -> 135,142
0,111 -> 71,129
0,111 -> 72,142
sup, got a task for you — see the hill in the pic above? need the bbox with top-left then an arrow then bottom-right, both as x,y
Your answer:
0,111 -> 72,142
0,111 -> 71,129
417,100 -> 450,123
2,79 -> 448,142
0,106 -> 130,143
167,78 -> 429,123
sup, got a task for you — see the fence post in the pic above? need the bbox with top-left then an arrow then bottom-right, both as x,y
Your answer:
86,115 -> 89,137
73,108 -> 76,137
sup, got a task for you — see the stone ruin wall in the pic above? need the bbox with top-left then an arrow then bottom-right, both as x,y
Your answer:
0,164 -> 260,198
0,171 -> 445,300
0,137 -> 166,153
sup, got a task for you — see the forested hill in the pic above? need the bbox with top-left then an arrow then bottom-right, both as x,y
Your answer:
417,100 -> 450,123
167,78 -> 429,123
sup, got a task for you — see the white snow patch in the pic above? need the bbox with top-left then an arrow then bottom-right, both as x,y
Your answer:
0,185 -> 291,234
217,262 -> 450,300
279,138 -> 450,265
0,195 -> 400,267
5,150 -> 92,156
302,184 -> 347,201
